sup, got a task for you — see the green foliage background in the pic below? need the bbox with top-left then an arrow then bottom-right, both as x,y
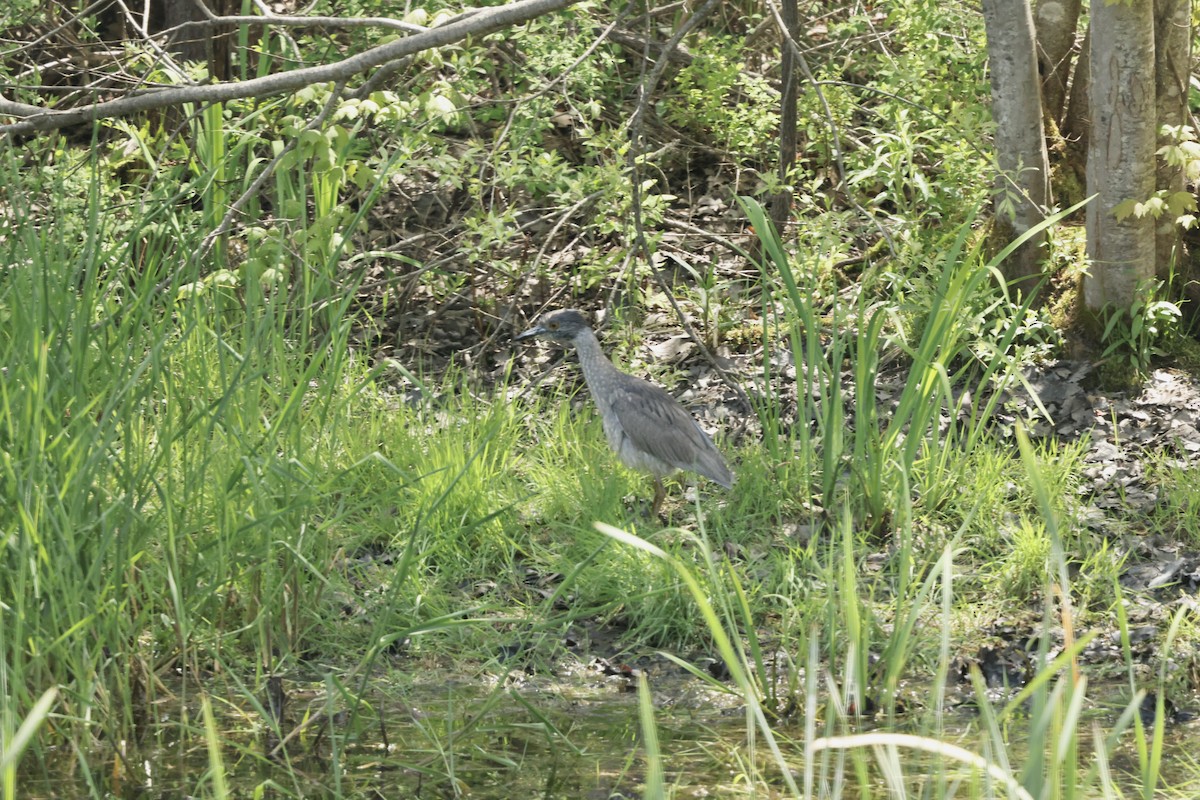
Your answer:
0,1 -> 1193,797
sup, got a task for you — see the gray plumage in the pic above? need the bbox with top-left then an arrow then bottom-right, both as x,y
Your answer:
516,309 -> 733,513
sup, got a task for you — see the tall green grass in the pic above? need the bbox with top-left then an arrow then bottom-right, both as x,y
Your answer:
740,195 -> 1086,536
0,128 -> 533,790
610,434 -> 1154,799
0,97 -> 1186,800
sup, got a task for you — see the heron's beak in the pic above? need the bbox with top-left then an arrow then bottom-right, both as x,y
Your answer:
514,324 -> 544,342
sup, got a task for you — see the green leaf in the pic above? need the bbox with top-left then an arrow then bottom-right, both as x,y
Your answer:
1113,198 -> 1139,221
1166,191 -> 1197,217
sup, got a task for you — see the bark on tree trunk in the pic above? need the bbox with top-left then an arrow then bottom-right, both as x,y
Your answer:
1154,0 -> 1191,280
1061,25 -> 1089,155
982,0 -> 1051,300
159,0 -> 208,64
770,0 -> 799,241
1084,0 -> 1156,312
209,0 -> 236,83
1034,0 -> 1082,126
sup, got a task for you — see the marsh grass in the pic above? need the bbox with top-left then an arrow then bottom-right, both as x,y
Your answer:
0,141 -> 533,788
615,433 -> 1158,798
2,130 -> 1196,800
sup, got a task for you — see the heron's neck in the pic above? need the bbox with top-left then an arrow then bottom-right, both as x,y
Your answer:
571,330 -> 620,389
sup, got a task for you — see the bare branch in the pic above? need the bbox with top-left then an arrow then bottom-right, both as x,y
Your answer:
0,0 -> 581,137
605,30 -> 692,65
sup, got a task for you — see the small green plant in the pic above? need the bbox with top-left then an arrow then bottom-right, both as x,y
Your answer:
1099,281 -> 1182,376
995,515 -> 1052,597
661,35 -> 780,157
1114,124 -> 1200,230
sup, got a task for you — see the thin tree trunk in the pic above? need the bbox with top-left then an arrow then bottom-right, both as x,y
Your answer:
158,0 -> 208,63
210,0 -> 236,82
770,0 -> 798,240
1061,25 -> 1089,155
1034,0 -> 1082,126
1084,0 -> 1156,312
982,0 -> 1051,300
1154,0 -> 1191,280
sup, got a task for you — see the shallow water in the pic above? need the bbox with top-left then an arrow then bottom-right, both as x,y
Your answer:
18,665 -> 766,799
15,664 -> 1196,799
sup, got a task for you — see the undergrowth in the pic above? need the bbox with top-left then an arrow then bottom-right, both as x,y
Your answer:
3,0 -> 1198,797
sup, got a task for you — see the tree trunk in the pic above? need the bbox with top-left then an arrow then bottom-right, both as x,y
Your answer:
1154,0 -> 1191,280
1061,25 -> 1089,156
1034,0 -> 1082,126
1083,0 -> 1156,312
770,0 -> 799,241
982,0 -> 1051,300
209,0 -> 237,82
158,0 -> 208,64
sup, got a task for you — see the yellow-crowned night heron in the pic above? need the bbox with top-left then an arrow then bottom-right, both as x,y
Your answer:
516,309 -> 733,514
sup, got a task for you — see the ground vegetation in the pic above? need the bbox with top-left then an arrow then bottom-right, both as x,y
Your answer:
2,0 -> 1200,797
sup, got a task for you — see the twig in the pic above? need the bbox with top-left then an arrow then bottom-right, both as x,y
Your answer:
167,10 -> 428,37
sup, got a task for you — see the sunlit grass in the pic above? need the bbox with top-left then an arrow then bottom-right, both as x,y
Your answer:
1,104 -> 1193,800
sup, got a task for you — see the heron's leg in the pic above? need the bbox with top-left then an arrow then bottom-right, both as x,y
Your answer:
651,478 -> 666,518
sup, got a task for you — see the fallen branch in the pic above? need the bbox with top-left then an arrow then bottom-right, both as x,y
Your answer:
0,0 -> 581,136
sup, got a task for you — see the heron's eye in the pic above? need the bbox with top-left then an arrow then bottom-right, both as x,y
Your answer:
548,322 -> 559,330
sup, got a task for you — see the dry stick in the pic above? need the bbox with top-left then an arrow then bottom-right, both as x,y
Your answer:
623,0 -> 751,410
168,9 -> 429,37
0,0 -> 582,136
